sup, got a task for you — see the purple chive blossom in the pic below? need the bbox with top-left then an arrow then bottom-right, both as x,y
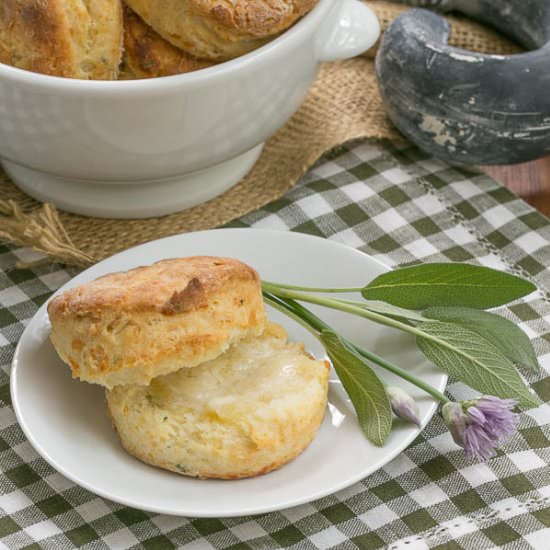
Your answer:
442,396 -> 518,461
386,386 -> 421,426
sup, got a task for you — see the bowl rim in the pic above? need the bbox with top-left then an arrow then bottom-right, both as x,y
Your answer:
0,0 -> 333,94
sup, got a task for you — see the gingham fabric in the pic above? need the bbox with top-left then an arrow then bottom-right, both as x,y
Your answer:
2,140 -> 550,550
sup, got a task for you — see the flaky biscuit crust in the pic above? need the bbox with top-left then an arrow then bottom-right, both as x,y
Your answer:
48,257 -> 266,388
124,0 -> 318,61
0,0 -> 123,79
106,323 -> 330,479
123,6 -> 213,79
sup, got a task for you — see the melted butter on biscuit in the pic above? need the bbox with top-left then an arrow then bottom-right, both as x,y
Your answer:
148,323 -> 319,415
106,321 -> 330,478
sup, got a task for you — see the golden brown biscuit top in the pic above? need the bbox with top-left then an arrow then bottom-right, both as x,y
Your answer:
47,256 -> 260,317
190,0 -> 318,36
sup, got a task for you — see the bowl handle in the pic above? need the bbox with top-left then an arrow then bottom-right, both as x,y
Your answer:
316,0 -> 380,62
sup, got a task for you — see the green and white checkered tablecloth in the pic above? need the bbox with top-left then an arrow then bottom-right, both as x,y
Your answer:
2,140 -> 550,549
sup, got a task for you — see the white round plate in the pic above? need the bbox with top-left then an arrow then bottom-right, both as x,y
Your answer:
11,229 -> 446,517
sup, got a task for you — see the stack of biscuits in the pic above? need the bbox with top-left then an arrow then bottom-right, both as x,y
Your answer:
0,0 -> 317,80
47,257 -> 329,479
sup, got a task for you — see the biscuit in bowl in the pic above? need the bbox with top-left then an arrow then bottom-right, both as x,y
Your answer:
106,322 -> 330,479
48,257 -> 266,388
0,0 -> 123,79
123,6 -> 213,79
124,0 -> 318,61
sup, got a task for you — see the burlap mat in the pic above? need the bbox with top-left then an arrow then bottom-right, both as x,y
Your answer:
0,1 -> 520,268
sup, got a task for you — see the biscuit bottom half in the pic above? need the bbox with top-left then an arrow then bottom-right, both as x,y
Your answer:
106,322 -> 330,479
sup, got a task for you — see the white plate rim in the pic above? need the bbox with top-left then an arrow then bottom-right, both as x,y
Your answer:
11,228 -> 447,517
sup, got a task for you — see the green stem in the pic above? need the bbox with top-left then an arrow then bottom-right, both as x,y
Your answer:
262,294 -> 319,338
263,292 -> 331,335
262,283 -> 422,336
264,283 -> 423,324
327,299 -> 418,325
262,280 -> 363,293
263,291 -> 449,403
350,344 -> 449,403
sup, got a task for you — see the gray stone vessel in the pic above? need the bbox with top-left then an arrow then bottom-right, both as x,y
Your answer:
375,0 -> 550,164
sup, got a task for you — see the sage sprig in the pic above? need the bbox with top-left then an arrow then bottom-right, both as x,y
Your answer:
262,263 -> 541,460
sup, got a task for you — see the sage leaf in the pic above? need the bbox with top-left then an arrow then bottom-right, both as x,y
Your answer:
362,263 -> 536,310
424,307 -> 539,372
416,321 -> 539,408
321,330 -> 392,446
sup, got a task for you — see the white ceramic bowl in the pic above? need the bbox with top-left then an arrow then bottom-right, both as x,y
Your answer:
0,0 -> 379,218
